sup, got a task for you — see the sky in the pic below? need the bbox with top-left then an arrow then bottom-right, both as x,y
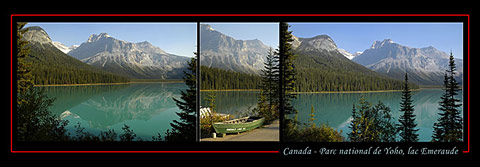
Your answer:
25,23 -> 197,57
289,23 -> 464,59
203,23 -> 279,49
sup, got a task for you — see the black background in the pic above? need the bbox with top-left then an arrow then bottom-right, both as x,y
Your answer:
5,4 -> 473,161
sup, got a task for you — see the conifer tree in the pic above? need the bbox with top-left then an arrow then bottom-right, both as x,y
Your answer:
204,92 -> 216,113
309,104 -> 316,128
375,101 -> 397,142
280,22 -> 297,116
432,53 -> 463,142
348,104 -> 361,142
16,22 -> 69,141
17,22 -> 33,105
256,47 -> 280,123
119,124 -> 137,141
398,73 -> 419,142
260,47 -> 280,114
280,22 -> 298,141
167,54 -> 197,142
348,97 -> 397,142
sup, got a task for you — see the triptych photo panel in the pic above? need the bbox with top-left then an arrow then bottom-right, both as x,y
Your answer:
11,15 -> 469,158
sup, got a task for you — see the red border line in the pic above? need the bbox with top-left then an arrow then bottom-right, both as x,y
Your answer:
12,151 -> 279,154
464,14 -> 470,154
10,14 -> 14,153
10,13 -> 470,154
10,14 -> 470,17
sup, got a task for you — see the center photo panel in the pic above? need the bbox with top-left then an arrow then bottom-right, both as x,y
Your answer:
198,22 -> 280,142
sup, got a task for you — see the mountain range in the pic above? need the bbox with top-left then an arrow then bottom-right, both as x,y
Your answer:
294,34 -> 463,85
292,34 -> 383,76
291,34 -> 408,92
352,39 -> 463,85
67,33 -> 190,79
25,24 -> 460,86
22,26 -> 129,85
200,24 -> 271,75
293,34 -> 361,60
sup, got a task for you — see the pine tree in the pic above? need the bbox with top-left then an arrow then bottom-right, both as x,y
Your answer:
260,47 -> 280,114
281,22 -> 297,115
309,104 -> 316,128
119,124 -> 137,141
16,22 -> 70,141
257,47 -> 280,123
398,73 -> 419,142
167,54 -> 197,142
432,53 -> 463,142
348,103 -> 361,142
348,96 -> 397,142
204,92 -> 216,113
375,101 -> 397,142
280,22 -> 298,141
17,22 -> 33,105
256,90 -> 271,123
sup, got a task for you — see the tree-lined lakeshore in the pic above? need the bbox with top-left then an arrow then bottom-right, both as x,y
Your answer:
282,22 -> 463,142
200,48 -> 280,140
16,22 -> 197,142
33,79 -> 185,87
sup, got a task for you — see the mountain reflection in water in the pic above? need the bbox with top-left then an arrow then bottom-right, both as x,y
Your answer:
43,83 -> 187,140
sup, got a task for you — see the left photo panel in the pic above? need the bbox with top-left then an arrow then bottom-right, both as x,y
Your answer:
15,22 -> 198,142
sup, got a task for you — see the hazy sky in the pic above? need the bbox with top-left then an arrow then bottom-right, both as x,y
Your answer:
25,22 -> 197,57
203,23 -> 279,49
289,23 -> 464,59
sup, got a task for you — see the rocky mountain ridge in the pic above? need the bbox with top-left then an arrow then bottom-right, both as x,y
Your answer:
200,24 -> 271,74
68,32 -> 190,79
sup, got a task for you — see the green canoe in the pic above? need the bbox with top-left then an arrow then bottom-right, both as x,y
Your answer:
213,116 -> 265,134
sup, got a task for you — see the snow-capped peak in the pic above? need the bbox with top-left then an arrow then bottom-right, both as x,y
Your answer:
337,48 -> 362,60
337,48 -> 353,59
52,41 -> 78,54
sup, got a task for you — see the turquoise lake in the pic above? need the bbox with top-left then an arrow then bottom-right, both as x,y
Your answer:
43,85 -> 463,142
292,89 -> 464,142
200,91 -> 260,118
43,83 -> 187,141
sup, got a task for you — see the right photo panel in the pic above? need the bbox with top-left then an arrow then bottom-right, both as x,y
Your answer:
282,22 -> 464,142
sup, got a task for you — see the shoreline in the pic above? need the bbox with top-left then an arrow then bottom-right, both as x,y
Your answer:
291,89 -> 423,94
201,88 -> 435,94
200,89 -> 260,92
34,84 -> 443,93
34,81 -> 185,87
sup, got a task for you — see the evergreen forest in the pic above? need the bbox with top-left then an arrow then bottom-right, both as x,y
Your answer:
200,65 -> 262,90
25,42 -> 129,85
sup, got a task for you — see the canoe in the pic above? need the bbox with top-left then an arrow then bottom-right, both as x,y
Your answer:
200,107 -> 229,119
213,116 -> 265,134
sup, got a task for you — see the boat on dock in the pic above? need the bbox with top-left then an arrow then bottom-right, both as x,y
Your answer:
212,116 -> 265,134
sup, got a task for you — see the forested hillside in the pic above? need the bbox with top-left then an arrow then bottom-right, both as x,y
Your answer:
200,66 -> 261,90
294,50 -> 417,92
26,40 -> 130,85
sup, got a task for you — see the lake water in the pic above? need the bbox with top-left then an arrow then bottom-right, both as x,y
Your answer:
200,91 -> 260,118
44,86 -> 462,142
292,89 -> 464,142
43,83 -> 187,141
